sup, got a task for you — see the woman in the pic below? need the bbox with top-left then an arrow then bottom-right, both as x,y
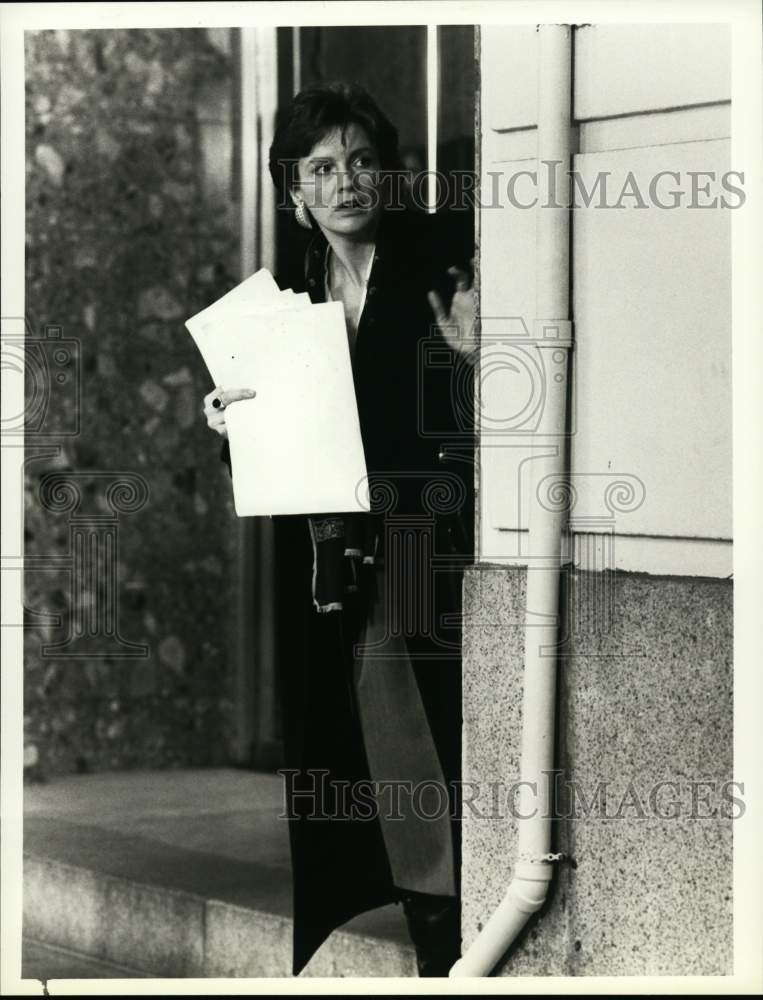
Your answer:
203,82 -> 476,977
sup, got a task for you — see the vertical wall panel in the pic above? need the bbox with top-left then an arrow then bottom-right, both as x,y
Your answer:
480,24 -> 538,130
570,139 -> 732,540
574,24 -> 731,120
479,23 -> 733,569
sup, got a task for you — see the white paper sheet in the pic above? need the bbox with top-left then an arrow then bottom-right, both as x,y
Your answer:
185,269 -> 282,339
186,273 -> 369,517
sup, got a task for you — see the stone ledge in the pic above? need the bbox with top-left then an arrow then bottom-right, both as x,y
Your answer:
22,770 -> 416,979
24,850 -> 416,978
23,937 -> 148,980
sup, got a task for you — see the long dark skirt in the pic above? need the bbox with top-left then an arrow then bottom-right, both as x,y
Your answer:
274,514 -> 462,975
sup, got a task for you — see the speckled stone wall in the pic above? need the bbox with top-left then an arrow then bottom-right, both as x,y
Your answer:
461,565 -> 733,975
24,28 -> 241,776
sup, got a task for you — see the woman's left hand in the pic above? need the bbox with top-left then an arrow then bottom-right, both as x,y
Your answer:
427,258 -> 476,358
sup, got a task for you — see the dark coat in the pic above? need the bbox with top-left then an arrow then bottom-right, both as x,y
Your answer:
224,206 -> 475,975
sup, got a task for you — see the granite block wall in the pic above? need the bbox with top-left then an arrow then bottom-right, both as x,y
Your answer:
461,565 -> 733,975
23,28 -> 242,776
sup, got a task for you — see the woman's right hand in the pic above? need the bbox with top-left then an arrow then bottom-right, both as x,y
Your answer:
202,386 -> 256,439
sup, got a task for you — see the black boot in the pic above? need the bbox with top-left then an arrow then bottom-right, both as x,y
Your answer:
399,890 -> 461,977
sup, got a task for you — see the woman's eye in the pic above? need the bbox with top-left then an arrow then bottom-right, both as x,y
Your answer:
314,163 -> 332,175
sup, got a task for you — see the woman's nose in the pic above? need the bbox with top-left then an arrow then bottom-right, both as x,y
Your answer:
337,165 -> 355,194
351,169 -> 376,205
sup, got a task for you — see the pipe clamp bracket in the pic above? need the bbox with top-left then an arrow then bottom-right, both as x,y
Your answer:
520,851 -> 569,865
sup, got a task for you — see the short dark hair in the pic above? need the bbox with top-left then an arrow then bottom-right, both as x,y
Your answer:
268,80 -> 401,196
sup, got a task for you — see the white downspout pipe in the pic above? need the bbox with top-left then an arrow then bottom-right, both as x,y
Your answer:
450,23 -> 573,977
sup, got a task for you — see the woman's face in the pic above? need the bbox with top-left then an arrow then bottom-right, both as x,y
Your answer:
292,122 -> 382,240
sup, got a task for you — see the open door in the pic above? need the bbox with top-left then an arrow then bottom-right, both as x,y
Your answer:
233,24 -> 476,771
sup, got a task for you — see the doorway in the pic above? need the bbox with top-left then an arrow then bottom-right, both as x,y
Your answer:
234,24 -> 476,770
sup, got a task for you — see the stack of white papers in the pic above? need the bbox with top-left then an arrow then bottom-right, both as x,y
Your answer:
186,269 -> 370,517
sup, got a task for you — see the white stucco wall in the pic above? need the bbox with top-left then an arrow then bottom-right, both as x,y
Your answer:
479,23 -> 733,575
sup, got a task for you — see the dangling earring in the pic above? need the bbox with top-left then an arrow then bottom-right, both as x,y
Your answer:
294,199 -> 312,230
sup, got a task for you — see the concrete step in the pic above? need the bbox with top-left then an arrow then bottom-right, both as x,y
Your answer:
23,769 -> 417,979
23,939 -> 146,980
